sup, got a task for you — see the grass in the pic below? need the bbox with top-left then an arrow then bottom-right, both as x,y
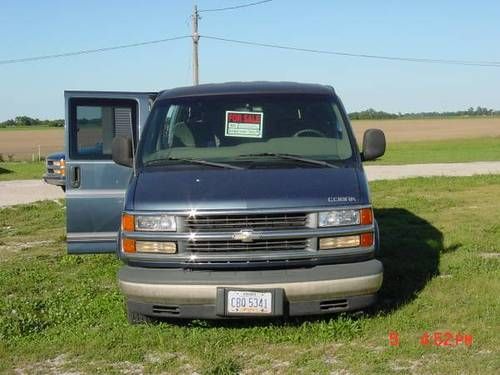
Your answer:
0,162 -> 45,181
369,137 -> 500,165
0,175 -> 499,373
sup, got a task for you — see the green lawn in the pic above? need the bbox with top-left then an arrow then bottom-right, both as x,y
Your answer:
0,176 -> 499,373
0,162 -> 45,181
369,137 -> 500,165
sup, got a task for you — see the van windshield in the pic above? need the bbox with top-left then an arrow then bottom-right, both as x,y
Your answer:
139,94 -> 355,167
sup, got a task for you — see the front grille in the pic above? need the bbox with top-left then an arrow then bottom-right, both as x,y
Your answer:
186,238 -> 308,252
185,213 -> 308,231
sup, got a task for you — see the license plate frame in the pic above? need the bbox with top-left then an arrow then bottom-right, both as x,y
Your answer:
216,287 -> 284,317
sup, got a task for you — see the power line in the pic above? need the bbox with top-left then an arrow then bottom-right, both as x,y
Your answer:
2,32 -> 500,69
202,35 -> 500,67
199,0 -> 272,13
0,35 -> 190,65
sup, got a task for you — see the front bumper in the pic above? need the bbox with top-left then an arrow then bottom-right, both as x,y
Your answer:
43,174 -> 65,186
119,259 -> 383,319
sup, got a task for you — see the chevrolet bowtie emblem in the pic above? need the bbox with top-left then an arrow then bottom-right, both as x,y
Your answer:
232,229 -> 262,242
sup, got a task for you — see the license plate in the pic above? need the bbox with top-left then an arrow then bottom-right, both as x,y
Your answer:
227,290 -> 272,314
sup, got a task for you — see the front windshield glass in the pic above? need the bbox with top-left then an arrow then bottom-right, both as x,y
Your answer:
139,94 -> 354,167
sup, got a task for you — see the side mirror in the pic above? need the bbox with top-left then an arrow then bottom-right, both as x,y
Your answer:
362,129 -> 386,161
112,136 -> 133,167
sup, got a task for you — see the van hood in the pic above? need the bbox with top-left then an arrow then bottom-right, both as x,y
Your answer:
130,167 -> 368,212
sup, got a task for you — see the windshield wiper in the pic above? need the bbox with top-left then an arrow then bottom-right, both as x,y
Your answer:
144,157 -> 243,170
238,153 -> 338,168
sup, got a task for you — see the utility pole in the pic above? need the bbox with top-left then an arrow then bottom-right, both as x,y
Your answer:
191,5 -> 200,85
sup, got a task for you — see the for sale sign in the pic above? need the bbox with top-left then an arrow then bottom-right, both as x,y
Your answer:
225,111 -> 264,138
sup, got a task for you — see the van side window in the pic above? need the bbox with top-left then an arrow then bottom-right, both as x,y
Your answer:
69,98 -> 137,160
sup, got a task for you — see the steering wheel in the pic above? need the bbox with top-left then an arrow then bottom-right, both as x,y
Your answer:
293,129 -> 327,137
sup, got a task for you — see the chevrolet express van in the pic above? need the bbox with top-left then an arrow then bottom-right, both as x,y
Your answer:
65,82 -> 385,322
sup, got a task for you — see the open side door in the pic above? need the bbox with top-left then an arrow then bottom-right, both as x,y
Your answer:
65,91 -> 156,253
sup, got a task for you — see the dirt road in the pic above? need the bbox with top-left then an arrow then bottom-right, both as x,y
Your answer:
1,161 -> 500,207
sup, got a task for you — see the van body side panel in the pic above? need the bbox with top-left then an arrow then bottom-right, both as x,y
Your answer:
66,166 -> 129,252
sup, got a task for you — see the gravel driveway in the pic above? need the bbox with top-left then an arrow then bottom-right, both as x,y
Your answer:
1,161 -> 500,207
0,180 -> 64,207
365,161 -> 500,181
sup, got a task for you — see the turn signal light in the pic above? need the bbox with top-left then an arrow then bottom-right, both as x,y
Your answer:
121,213 -> 135,232
360,208 -> 373,225
122,238 -> 136,253
60,159 -> 65,176
360,232 -> 374,247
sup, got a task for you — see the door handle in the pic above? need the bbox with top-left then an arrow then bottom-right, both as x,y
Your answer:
71,166 -> 81,188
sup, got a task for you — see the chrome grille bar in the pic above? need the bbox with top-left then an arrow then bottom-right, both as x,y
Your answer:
186,238 -> 308,252
185,213 -> 307,231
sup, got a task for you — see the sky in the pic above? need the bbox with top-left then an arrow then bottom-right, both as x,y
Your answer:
1,0 -> 500,121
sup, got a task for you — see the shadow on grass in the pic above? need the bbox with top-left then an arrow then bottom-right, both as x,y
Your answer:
154,208 -> 445,328
0,167 -> 13,175
374,208 -> 445,314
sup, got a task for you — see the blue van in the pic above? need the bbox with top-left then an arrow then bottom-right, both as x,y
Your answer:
65,82 -> 386,322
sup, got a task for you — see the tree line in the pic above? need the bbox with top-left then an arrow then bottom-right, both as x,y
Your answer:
0,116 -> 64,128
1,107 -> 499,127
349,106 -> 500,120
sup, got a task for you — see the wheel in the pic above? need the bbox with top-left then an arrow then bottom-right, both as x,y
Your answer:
127,307 -> 155,324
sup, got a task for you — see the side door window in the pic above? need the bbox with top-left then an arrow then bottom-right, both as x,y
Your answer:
69,98 -> 137,160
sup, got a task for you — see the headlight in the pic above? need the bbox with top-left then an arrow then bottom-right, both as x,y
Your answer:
318,208 -> 373,227
135,215 -> 177,232
53,159 -> 65,167
319,209 -> 360,227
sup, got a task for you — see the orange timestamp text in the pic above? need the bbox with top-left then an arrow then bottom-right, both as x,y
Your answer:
388,331 -> 473,347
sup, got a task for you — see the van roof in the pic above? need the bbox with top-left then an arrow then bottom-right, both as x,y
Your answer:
157,81 -> 335,100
